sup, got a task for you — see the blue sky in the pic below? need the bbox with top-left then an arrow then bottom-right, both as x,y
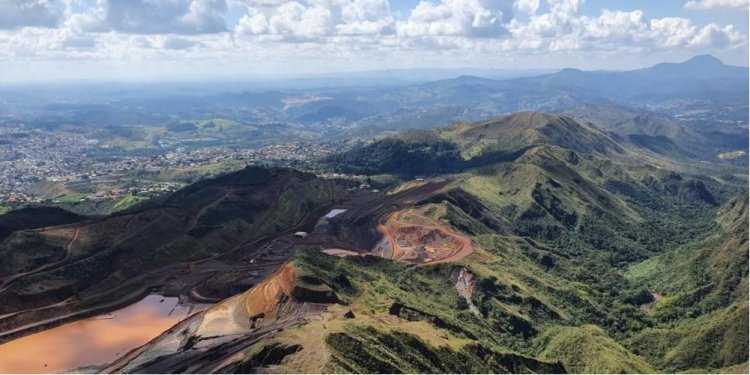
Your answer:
0,0 -> 747,82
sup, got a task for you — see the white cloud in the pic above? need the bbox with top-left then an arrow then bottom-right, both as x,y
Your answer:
514,0 -> 539,14
236,7 -> 270,34
0,0 -> 746,80
182,0 -> 229,32
236,0 -> 395,39
337,0 -> 395,35
684,0 -> 749,10
506,2 -> 746,52
398,0 -> 513,38
687,23 -> 744,47
266,2 -> 332,39
584,10 -> 648,43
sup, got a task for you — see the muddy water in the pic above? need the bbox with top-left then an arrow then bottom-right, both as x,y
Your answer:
0,295 -> 203,373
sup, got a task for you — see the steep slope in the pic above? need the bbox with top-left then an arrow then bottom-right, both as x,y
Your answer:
325,111 -> 639,178
625,194 -> 748,314
445,112 -> 628,159
0,166 -> 350,342
569,104 -> 749,160
536,325 -> 654,373
324,130 -> 465,177
435,144 -> 730,267
623,194 -> 749,371
103,262 -> 338,373
114,109 -> 740,374
104,253 -> 568,373
0,207 -> 84,242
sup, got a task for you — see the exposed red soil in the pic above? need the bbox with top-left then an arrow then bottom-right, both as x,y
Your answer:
243,264 -> 297,319
377,210 -> 474,264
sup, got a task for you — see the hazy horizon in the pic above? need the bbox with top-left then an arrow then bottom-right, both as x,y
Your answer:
0,53 -> 745,88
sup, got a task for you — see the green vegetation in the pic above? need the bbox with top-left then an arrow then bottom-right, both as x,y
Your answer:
0,207 -> 83,241
324,113 -> 631,178
324,131 -> 465,177
0,231 -> 68,275
625,303 -> 748,372
271,181 -> 744,372
302,118 -> 746,372
2,110 -> 746,373
110,195 -> 150,213
535,325 -> 654,373
325,326 -> 563,374
619,195 -> 749,371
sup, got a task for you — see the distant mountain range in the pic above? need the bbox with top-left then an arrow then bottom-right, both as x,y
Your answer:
258,54 -> 749,136
325,108 -> 747,179
2,55 -> 747,137
370,55 -> 747,112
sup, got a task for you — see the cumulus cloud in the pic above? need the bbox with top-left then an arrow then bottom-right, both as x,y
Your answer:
0,0 -> 746,76
337,0 -> 395,35
398,0 -> 513,38
507,1 -> 746,52
265,2 -> 332,39
0,0 -> 62,29
514,0 -> 539,14
684,0 -> 749,10
236,0 -> 395,40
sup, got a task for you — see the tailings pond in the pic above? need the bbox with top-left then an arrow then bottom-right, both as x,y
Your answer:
0,294 -> 206,373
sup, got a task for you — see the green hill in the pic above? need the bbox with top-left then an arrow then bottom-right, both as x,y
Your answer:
0,207 -> 84,242
622,195 -> 749,371
324,111 -> 672,178
569,104 -> 748,161
444,112 -> 628,159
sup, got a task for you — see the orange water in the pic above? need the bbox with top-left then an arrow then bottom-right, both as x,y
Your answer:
0,295 -> 194,373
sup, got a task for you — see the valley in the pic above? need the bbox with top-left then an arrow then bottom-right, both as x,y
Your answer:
0,107 -> 745,373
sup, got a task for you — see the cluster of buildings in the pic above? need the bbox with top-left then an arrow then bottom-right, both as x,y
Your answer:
0,127 -> 347,206
85,181 -> 183,202
242,143 -> 338,161
0,128 -> 97,196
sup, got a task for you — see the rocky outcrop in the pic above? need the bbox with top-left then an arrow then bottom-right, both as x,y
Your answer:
450,267 -> 481,317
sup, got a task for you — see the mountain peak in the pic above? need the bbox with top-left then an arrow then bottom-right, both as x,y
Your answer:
639,54 -> 743,78
457,74 -> 482,80
558,67 -> 584,74
682,54 -> 724,67
501,111 -> 571,128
